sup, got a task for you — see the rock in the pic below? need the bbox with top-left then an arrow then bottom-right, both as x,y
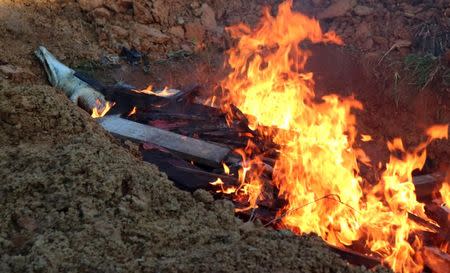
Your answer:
181,44 -> 193,53
317,0 -> 357,19
190,1 -> 200,9
443,50 -> 450,65
445,8 -> 450,17
104,0 -> 133,13
193,7 -> 203,17
110,25 -> 128,38
372,36 -> 388,47
184,22 -> 205,43
355,21 -> 371,40
15,216 -> 38,232
78,0 -> 104,11
193,189 -> 214,203
200,3 -> 217,31
133,24 -> 170,44
168,26 -> 185,39
152,0 -> 171,25
177,17 -> 185,25
239,221 -> 255,232
312,0 -> 325,7
353,5 -> 374,16
133,0 -> 153,24
0,65 -> 35,82
92,7 -> 111,19
362,38 -> 374,51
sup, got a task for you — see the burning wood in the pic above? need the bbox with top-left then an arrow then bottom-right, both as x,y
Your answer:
98,114 -> 234,167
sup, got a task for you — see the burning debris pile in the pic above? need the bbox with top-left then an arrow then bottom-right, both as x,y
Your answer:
30,1 -> 450,273
1,0 -> 449,273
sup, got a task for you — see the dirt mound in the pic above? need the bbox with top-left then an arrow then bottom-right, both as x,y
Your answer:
0,81 -> 380,272
0,0 -> 101,84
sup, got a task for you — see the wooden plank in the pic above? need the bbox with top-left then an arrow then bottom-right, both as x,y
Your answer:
99,115 -> 231,167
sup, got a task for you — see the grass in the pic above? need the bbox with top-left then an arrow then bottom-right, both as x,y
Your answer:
403,53 -> 450,90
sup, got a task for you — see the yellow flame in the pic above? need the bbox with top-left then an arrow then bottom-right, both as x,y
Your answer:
361,134 -> 373,142
440,179 -> 450,206
209,178 -> 237,194
223,163 -> 230,175
91,100 -> 114,118
128,106 -> 137,117
135,85 -> 180,98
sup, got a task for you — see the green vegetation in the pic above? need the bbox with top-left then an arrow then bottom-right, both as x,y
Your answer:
403,53 -> 450,90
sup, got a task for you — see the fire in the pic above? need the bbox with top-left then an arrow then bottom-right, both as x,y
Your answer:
210,178 -> 236,194
128,106 -> 137,117
361,134 -> 373,142
216,1 -> 449,272
91,100 -> 114,118
135,85 -> 180,98
440,180 -> 450,206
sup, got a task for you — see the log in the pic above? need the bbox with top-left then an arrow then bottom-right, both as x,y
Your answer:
99,115 -> 232,167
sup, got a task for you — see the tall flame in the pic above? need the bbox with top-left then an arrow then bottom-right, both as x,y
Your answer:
219,1 -> 448,272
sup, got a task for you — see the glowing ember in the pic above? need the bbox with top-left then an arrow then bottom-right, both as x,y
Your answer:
214,1 -> 449,272
91,100 -> 114,118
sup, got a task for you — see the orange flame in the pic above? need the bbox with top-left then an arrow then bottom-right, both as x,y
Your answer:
215,1 -> 446,272
135,85 -> 180,98
425,124 -> 449,140
128,106 -> 137,117
210,178 -> 237,194
91,100 -> 114,118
